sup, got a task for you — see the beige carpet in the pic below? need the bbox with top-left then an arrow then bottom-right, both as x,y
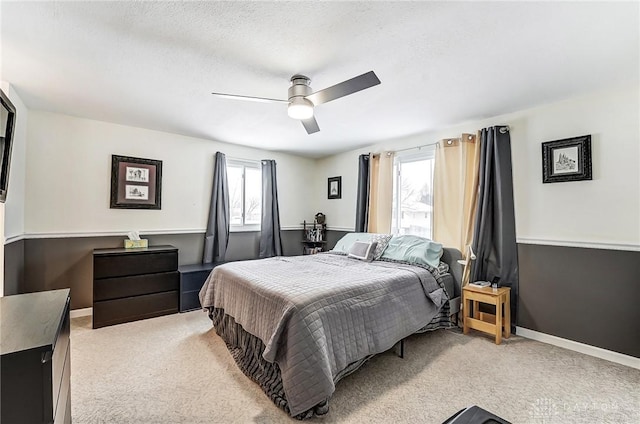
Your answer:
70,312 -> 639,423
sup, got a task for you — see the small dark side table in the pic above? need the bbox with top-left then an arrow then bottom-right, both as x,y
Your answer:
178,262 -> 225,312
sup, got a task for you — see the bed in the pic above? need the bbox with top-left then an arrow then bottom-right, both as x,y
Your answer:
199,235 -> 462,419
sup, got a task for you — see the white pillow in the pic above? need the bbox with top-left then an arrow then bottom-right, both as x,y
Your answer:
331,232 -> 373,253
348,241 -> 378,262
332,232 -> 392,260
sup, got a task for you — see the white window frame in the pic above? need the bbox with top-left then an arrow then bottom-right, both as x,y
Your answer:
226,158 -> 261,232
392,146 -> 436,238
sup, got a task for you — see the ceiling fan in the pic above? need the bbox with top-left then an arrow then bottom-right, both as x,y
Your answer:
211,71 -> 381,134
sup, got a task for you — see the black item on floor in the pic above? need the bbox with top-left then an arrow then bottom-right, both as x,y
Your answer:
443,405 -> 511,424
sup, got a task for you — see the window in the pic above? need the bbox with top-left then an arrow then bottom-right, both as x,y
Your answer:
227,159 -> 261,230
391,148 -> 436,239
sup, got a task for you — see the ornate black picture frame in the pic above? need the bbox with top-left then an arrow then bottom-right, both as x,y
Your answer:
328,176 -> 342,199
110,155 -> 162,209
542,135 -> 592,183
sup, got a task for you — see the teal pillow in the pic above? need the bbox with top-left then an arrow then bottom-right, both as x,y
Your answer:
381,235 -> 443,268
331,233 -> 372,253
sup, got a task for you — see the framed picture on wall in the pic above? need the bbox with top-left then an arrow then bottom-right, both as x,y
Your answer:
328,176 -> 341,199
110,155 -> 162,209
542,135 -> 592,183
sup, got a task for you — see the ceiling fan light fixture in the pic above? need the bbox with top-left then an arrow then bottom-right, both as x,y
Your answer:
287,97 -> 314,120
211,70 -> 379,134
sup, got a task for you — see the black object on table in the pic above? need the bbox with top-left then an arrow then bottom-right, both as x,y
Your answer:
443,405 -> 511,424
1,288 -> 72,424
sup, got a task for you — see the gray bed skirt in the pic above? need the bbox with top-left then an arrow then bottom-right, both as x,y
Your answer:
207,304 -> 451,419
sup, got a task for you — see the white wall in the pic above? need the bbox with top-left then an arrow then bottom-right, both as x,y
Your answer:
15,83 -> 640,247
3,84 -> 28,241
511,86 -> 639,247
313,151 -> 365,231
25,111 -> 316,235
315,84 -> 640,248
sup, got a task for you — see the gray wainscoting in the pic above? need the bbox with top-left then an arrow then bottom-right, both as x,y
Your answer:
3,230 -> 305,310
7,232 -> 636,359
325,230 -> 349,250
517,243 -> 639,358
4,238 -> 24,296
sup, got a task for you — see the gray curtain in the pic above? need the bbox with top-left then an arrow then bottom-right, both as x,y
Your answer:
471,126 -> 519,329
259,159 -> 283,258
355,154 -> 370,232
203,152 -> 230,264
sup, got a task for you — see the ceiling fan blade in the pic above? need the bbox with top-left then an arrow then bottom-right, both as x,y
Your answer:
211,92 -> 287,104
305,71 -> 380,106
301,116 -> 320,134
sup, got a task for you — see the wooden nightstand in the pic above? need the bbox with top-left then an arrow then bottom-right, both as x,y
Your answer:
462,285 -> 511,344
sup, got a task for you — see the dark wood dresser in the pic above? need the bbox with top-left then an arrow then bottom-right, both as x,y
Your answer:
1,289 -> 71,424
93,245 -> 179,329
178,262 -> 223,312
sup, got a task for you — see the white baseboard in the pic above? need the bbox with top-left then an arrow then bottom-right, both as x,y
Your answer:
516,326 -> 639,370
70,307 -> 92,318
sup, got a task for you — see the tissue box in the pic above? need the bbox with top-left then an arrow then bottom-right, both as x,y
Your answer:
124,239 -> 148,249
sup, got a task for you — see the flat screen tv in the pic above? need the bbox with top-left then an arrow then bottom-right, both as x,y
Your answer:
0,89 -> 16,203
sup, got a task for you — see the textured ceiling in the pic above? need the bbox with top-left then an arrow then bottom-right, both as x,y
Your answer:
1,1 -> 638,158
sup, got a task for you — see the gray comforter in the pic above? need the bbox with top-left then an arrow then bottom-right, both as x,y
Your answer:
199,253 -> 448,417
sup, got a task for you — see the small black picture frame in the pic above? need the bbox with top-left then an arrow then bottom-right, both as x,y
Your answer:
542,135 -> 592,183
110,155 -> 162,209
328,176 -> 342,199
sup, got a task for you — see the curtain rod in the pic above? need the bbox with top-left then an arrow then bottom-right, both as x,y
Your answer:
392,125 -> 510,154
393,140 -> 439,154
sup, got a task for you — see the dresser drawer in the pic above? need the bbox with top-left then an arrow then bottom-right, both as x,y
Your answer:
53,344 -> 71,424
94,271 -> 179,301
93,246 -> 179,328
52,301 -> 70,414
94,251 -> 177,279
93,290 -> 179,328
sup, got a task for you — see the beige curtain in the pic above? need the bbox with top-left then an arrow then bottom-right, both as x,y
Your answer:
433,133 -> 480,286
367,152 -> 394,233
